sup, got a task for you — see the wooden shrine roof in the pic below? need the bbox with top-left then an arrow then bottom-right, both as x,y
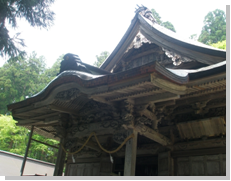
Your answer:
100,8 -> 226,71
7,60 -> 226,142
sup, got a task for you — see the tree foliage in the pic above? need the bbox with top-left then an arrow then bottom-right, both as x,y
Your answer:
151,9 -> 176,32
210,40 -> 226,50
94,51 -> 110,67
0,115 -> 59,163
198,9 -> 226,45
0,52 -> 60,114
0,0 -> 55,58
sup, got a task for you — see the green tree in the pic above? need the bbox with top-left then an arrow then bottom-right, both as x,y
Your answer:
94,51 -> 110,67
151,9 -> 176,32
198,9 -> 226,45
0,115 -> 59,163
41,54 -> 63,85
0,0 -> 55,58
0,52 -> 62,114
0,52 -> 47,114
210,40 -> 226,50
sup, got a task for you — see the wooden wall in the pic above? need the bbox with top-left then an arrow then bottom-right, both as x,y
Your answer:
175,154 -> 226,176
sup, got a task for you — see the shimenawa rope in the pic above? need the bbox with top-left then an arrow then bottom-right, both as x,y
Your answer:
60,132 -> 134,155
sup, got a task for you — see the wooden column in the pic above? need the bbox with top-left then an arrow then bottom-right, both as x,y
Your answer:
53,113 -> 69,176
53,138 -> 66,176
124,129 -> 138,176
20,125 -> 34,176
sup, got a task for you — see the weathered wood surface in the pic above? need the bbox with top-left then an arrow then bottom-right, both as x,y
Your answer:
158,151 -> 173,176
151,73 -> 187,95
53,138 -> 66,176
124,124 -> 171,146
177,117 -> 225,139
171,138 -> 226,151
67,122 -> 116,138
124,129 -> 138,176
175,153 -> 226,176
127,92 -> 179,106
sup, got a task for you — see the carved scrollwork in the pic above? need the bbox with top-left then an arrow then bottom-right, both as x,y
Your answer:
69,123 -> 88,136
136,116 -> 152,125
55,88 -> 81,102
100,120 -> 120,129
162,48 -> 193,66
113,129 -> 128,144
64,138 -> 78,150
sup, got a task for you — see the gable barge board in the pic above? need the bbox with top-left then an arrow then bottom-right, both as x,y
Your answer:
138,15 -> 225,65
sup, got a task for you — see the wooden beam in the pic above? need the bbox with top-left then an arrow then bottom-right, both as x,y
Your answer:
125,124 -> 171,146
48,105 -> 78,115
130,92 -> 179,106
177,91 -> 225,106
172,102 -> 226,116
31,138 -> 58,149
171,147 -> 226,158
16,116 -> 59,126
151,73 -> 187,95
124,129 -> 138,176
171,138 -> 226,151
139,109 -> 157,120
139,109 -> 159,130
67,122 -> 116,138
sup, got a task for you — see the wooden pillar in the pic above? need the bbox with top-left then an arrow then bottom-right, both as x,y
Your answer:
53,113 -> 69,176
53,138 -> 66,176
124,129 -> 138,176
20,125 -> 34,176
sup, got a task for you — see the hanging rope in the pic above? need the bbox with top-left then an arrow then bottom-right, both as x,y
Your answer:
60,132 -> 134,155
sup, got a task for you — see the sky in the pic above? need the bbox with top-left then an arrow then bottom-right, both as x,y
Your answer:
0,0 -> 229,68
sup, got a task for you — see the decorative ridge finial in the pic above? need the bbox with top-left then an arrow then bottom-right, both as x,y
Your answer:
135,5 -> 156,23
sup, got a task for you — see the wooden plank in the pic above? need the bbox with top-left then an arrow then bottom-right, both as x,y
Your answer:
124,129 -> 138,176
